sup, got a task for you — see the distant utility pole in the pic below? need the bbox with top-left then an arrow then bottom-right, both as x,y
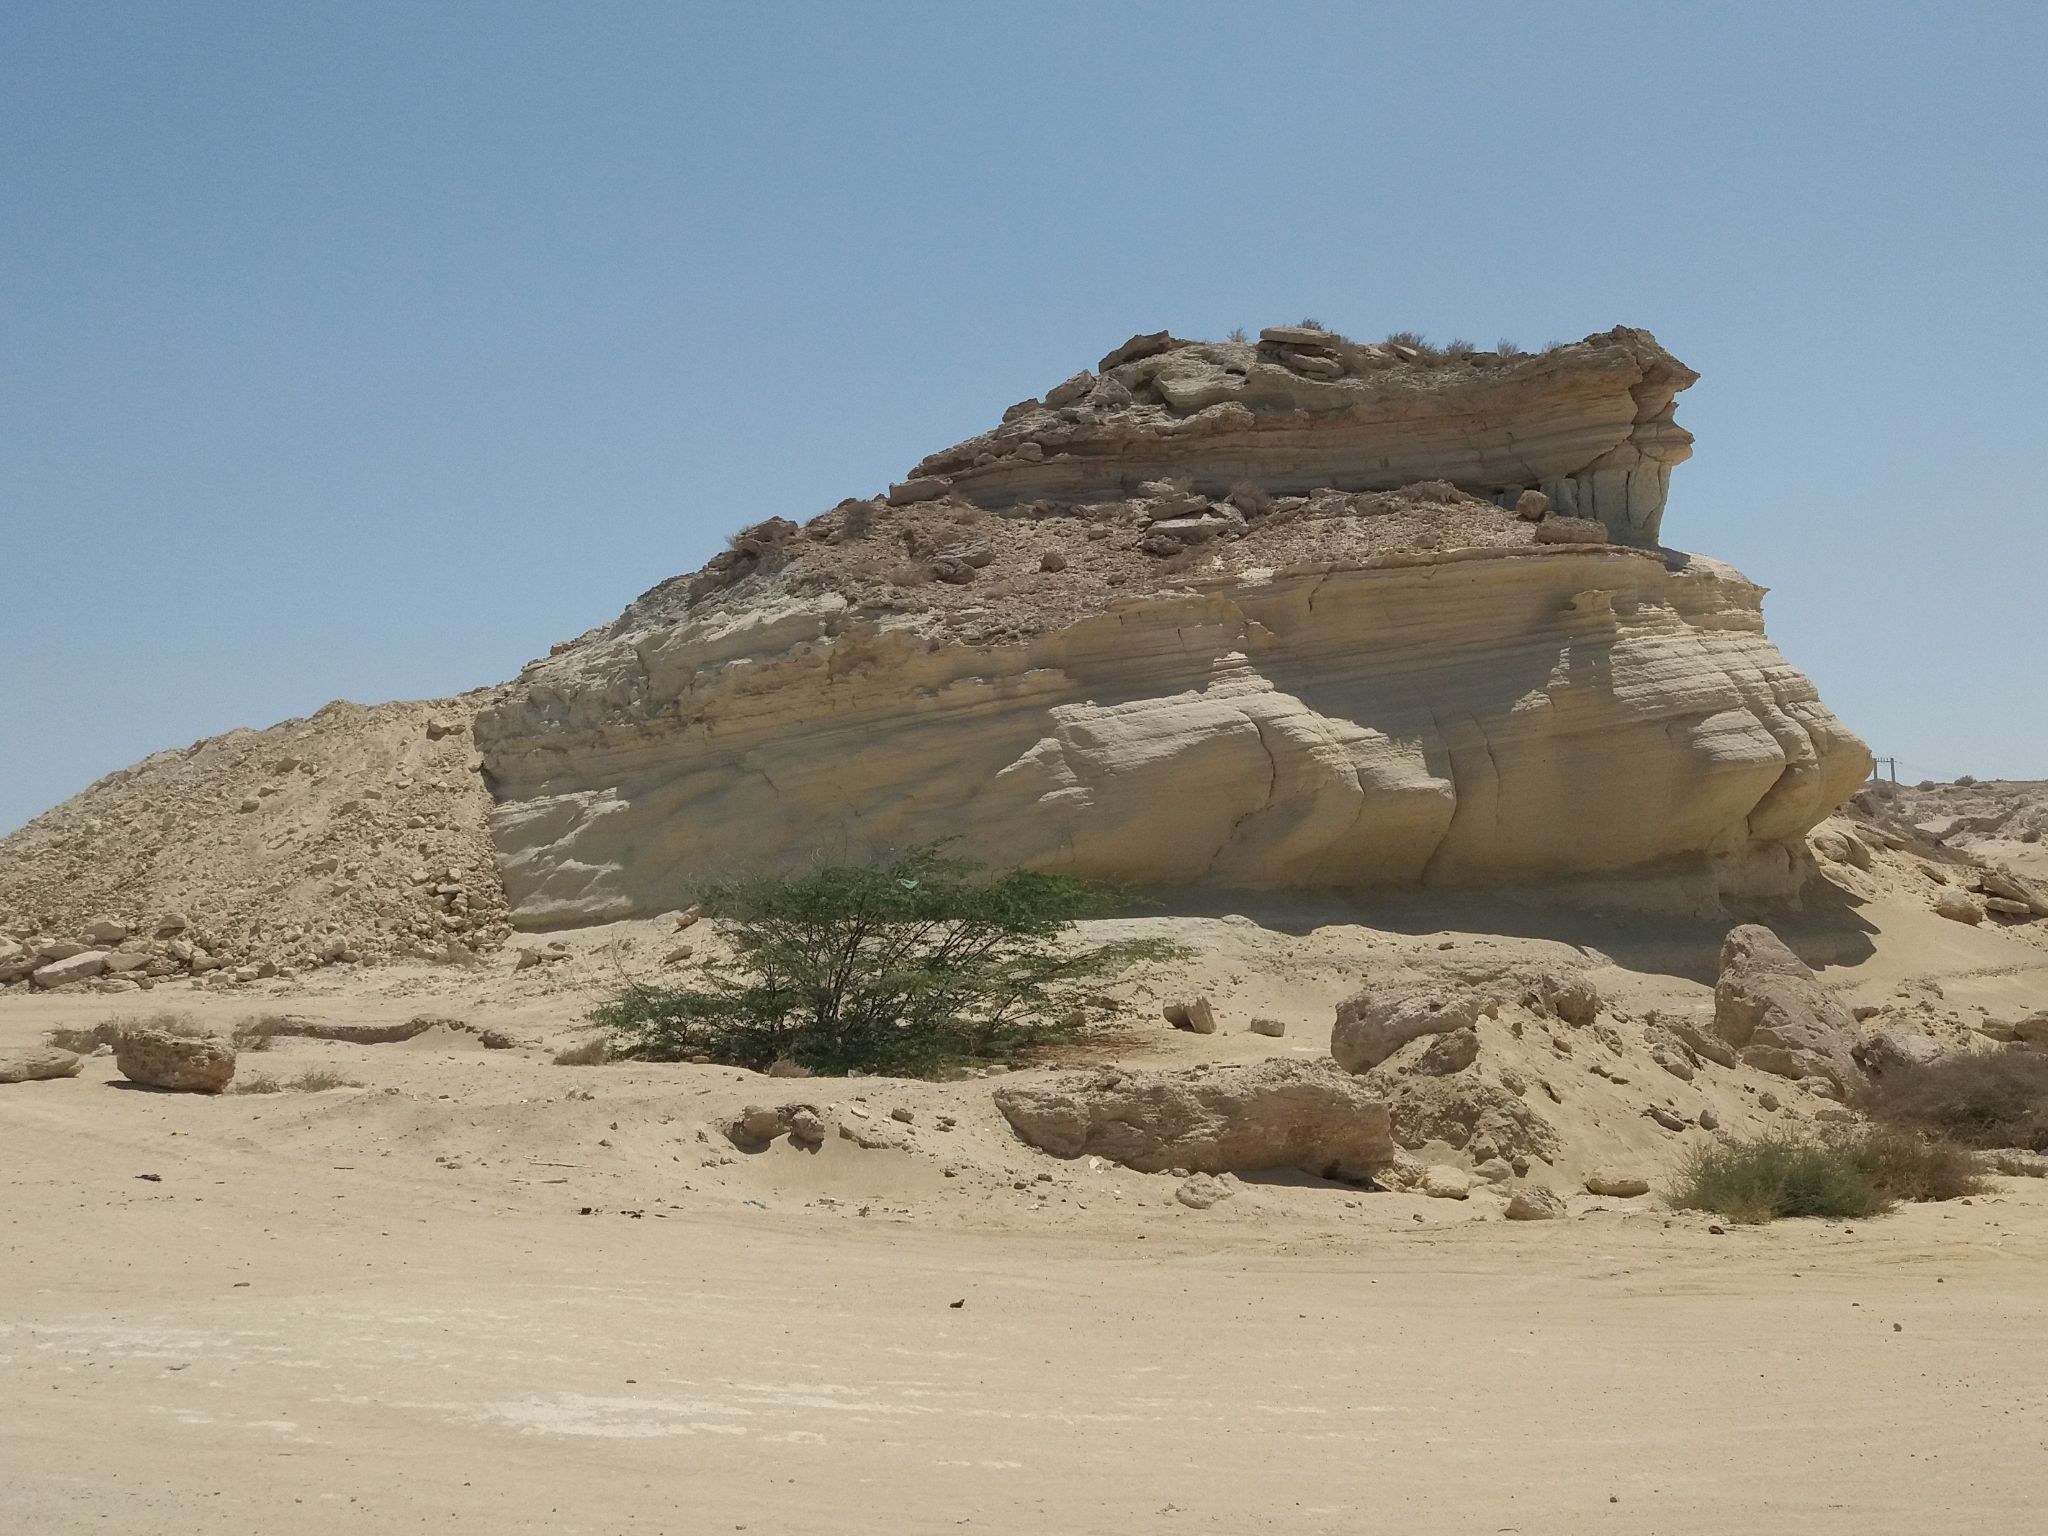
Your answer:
1870,756 -> 1898,783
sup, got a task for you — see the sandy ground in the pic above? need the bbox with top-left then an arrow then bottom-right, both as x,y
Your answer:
6,882 -> 2048,1532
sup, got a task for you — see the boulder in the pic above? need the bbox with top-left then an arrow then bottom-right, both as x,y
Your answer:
114,1027 -> 235,1093
0,938 -> 32,984
1853,1029 -> 1946,1077
1978,869 -> 2048,918
0,1046 -> 84,1084
1163,997 -> 1218,1035
2010,1012 -> 2048,1045
1331,983 -> 1493,1073
1584,1169 -> 1650,1198
1413,1027 -> 1480,1076
1174,1172 -> 1239,1210
1246,1017 -> 1286,1038
1513,489 -> 1551,521
992,1059 -> 1393,1178
1645,1025 -> 1697,1081
102,950 -> 153,974
31,950 -> 109,989
1518,969 -> 1601,1025
1933,888 -> 1985,925
1044,370 -> 1096,409
1420,1164 -> 1474,1200
1712,924 -> 1863,1093
886,476 -> 950,507
84,919 -> 128,945
1533,516 -> 1607,544
1658,1012 -> 1740,1069
1505,1186 -> 1567,1220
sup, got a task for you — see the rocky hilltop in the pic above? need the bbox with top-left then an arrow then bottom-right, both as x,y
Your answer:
899,325 -> 1697,546
475,324 -> 1869,928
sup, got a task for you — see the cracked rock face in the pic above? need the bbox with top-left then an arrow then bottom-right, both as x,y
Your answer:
475,322 -> 1868,926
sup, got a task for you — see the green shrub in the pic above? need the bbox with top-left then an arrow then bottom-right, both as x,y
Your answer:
1850,1124 -> 1986,1202
1672,1125 -> 1985,1223
592,845 -> 1187,1077
1672,1132 -> 1887,1224
1863,1052 -> 2048,1151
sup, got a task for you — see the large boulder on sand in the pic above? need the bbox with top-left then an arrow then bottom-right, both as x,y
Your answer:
992,1059 -> 1393,1178
114,1027 -> 236,1093
0,1046 -> 84,1083
1712,924 -> 1862,1093
1331,983 -> 1495,1073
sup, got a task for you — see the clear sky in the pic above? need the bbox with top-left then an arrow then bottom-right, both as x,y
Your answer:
4,2 -> 2044,835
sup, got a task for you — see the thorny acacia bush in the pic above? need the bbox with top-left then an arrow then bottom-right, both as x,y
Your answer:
1861,1051 -> 2048,1152
593,846 -> 1189,1077
1669,1126 -> 1983,1225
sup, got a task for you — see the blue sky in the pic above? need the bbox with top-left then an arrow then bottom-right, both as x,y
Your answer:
4,2 -> 2044,834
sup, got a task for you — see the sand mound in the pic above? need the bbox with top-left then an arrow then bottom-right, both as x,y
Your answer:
0,693 -> 509,980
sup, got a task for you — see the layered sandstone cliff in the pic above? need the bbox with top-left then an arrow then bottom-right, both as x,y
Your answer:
898,325 -> 1696,546
476,375 -> 1869,928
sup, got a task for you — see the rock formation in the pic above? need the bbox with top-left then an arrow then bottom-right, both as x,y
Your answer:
114,1026 -> 237,1093
2,320 -> 1875,956
992,1059 -> 1394,1177
902,326 -> 1697,547
1712,924 -> 1864,1094
478,324 -> 1868,927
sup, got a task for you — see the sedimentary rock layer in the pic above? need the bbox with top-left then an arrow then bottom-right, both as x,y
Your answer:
904,326 -> 1696,546
476,543 -> 1871,927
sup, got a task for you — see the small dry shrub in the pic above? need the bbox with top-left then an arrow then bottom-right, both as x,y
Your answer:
1851,1124 -> 1986,1202
233,1014 -> 291,1051
1497,338 -> 1525,358
1444,337 -> 1477,359
50,1012 -> 212,1053
1864,1052 -> 2048,1152
287,1067 -> 359,1092
553,1036 -> 613,1067
235,1075 -> 284,1095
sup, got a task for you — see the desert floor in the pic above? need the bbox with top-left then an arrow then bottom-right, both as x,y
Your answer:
5,891 -> 2048,1533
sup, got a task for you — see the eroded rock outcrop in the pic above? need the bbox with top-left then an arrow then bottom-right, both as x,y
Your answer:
477,323 -> 1866,925
992,1059 -> 1394,1177
480,539 -> 1869,923
1712,924 -> 1863,1093
907,326 -> 1697,547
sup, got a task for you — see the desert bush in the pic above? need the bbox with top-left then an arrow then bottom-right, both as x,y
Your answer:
553,1036 -> 612,1067
1671,1132 -> 1887,1224
235,1067 -> 358,1094
1444,337 -> 1478,359
1863,1052 -> 2048,1152
287,1067 -> 359,1091
1496,338 -> 1525,358
1672,1125 -> 1984,1223
232,1014 -> 289,1051
1850,1124 -> 1986,1202
1955,774 -> 1978,787
1226,326 -> 1248,343
50,1012 -> 213,1053
592,844 -> 1187,1077
1295,317 -> 1328,332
